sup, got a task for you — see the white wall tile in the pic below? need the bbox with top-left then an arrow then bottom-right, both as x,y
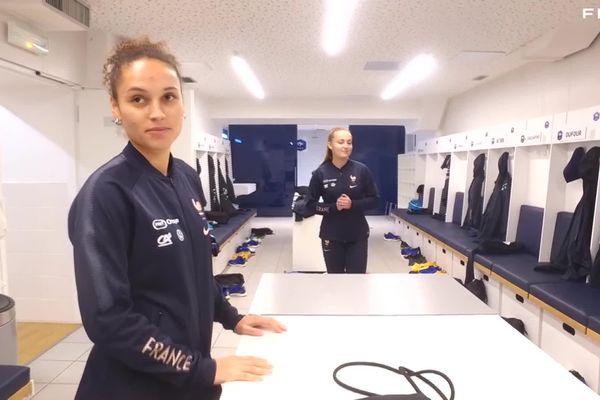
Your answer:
6,229 -> 71,253
7,252 -> 73,277
3,183 -> 69,208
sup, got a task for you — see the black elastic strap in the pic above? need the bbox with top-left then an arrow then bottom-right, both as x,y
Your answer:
332,361 -> 455,400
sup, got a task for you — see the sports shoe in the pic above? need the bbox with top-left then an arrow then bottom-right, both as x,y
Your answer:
410,261 -> 436,273
227,284 -> 247,297
384,232 -> 401,241
418,266 -> 444,274
222,286 -> 231,300
236,251 -> 253,260
401,247 -> 421,257
243,239 -> 260,248
227,256 -> 247,267
236,245 -> 256,254
407,254 -> 428,266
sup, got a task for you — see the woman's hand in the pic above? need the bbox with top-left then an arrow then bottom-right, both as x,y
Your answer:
234,314 -> 287,336
214,355 -> 273,384
336,193 -> 352,210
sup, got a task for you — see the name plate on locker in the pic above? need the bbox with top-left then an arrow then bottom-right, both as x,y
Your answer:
555,127 -> 587,143
469,132 -> 487,150
587,110 -> 600,140
489,131 -> 509,148
518,132 -> 543,145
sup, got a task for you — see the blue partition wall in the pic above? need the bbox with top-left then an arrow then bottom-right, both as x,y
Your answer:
348,125 -> 405,214
229,125 -> 298,217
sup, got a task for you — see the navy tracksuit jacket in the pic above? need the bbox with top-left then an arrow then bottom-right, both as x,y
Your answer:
307,159 -> 379,242
68,142 -> 242,400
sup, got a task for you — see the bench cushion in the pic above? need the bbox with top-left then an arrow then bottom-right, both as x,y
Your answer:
491,254 -> 565,291
530,282 -> 600,326
0,365 -> 29,400
452,192 -> 464,225
515,205 -> 544,257
587,314 -> 600,335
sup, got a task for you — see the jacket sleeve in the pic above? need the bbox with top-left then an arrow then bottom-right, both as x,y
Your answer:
68,180 -> 217,390
213,278 -> 244,330
351,166 -> 380,211
306,169 -> 338,215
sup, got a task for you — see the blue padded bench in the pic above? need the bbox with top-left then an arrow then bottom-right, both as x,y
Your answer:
476,206 -> 567,295
418,192 -> 480,255
210,208 -> 256,246
586,315 -> 600,340
0,365 -> 30,400
530,282 -> 600,333
393,192 -> 479,256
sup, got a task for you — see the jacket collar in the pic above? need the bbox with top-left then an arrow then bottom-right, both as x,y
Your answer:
122,141 -> 174,178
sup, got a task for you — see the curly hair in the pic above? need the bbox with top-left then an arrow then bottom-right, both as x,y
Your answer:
102,36 -> 181,99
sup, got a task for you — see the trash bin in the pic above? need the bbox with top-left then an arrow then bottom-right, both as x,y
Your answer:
0,294 -> 17,365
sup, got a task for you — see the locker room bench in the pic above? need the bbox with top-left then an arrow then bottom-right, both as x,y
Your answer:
391,192 -> 478,256
210,208 -> 257,246
209,208 -> 256,274
0,365 -> 31,400
393,200 -> 600,390
473,206 -> 567,296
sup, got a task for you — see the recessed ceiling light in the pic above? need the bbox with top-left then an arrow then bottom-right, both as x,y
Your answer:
381,54 -> 437,100
231,53 -> 265,99
322,0 -> 359,56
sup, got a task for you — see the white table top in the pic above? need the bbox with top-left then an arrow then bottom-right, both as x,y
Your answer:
221,314 -> 599,400
249,273 -> 495,316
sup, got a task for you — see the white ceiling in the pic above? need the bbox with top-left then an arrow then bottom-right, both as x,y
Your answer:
49,1 -> 600,101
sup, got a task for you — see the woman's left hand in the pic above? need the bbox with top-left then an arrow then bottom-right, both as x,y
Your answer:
234,315 -> 287,336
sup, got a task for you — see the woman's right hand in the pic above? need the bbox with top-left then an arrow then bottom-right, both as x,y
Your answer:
214,355 -> 273,384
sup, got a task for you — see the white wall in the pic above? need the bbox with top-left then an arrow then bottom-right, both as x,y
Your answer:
296,128 -> 330,187
0,12 -> 87,85
193,91 -> 221,138
209,97 -> 422,123
0,69 -> 79,322
76,89 -> 128,187
442,36 -> 600,134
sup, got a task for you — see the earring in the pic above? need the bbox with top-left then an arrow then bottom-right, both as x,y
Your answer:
183,113 -> 187,120
113,117 -> 122,126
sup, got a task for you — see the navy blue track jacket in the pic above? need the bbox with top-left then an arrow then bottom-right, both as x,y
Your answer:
307,159 -> 379,242
68,142 -> 242,400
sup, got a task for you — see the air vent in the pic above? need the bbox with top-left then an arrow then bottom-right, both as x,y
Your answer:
0,0 -> 90,31
473,75 -> 488,81
182,76 -> 197,83
45,0 -> 90,27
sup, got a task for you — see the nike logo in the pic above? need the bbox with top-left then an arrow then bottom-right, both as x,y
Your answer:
203,227 -> 210,235
349,185 -> 358,188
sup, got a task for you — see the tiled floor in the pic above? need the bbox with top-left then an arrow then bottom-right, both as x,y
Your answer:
29,216 -> 406,398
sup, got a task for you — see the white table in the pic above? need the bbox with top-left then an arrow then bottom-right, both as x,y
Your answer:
221,314 -> 599,400
250,273 -> 495,316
